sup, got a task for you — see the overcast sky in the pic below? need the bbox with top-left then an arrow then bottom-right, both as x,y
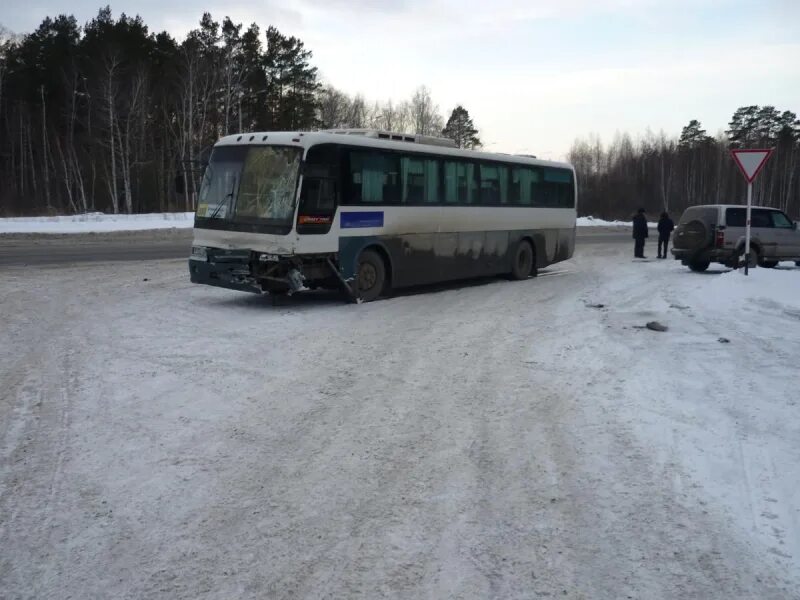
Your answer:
2,0 -> 798,159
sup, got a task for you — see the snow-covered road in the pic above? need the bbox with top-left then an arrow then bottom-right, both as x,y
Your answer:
1,242 -> 798,599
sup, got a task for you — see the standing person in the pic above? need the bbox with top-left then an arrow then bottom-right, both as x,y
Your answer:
632,208 -> 648,258
657,211 -> 675,259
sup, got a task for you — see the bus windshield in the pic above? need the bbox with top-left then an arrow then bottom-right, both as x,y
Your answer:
196,145 -> 302,226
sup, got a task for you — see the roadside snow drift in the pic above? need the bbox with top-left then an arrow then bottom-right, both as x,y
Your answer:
0,212 -> 195,234
577,216 -> 657,227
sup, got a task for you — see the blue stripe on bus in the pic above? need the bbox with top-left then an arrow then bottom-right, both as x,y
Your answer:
341,211 -> 384,229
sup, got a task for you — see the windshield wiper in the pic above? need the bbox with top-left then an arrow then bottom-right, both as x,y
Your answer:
207,175 -> 237,220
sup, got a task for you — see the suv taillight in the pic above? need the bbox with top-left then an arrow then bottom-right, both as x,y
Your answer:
715,226 -> 725,248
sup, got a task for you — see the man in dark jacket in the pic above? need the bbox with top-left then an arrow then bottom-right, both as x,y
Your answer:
632,208 -> 648,258
657,212 -> 675,259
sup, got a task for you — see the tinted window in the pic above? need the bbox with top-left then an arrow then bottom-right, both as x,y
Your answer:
772,211 -> 793,228
299,179 -> 336,213
509,167 -> 538,206
680,206 -> 718,225
726,208 -> 773,228
401,156 -> 440,204
421,159 -> 440,204
479,164 -> 501,204
752,209 -> 773,228
343,148 -> 572,208
443,161 -> 477,204
349,150 -> 401,204
726,208 -> 745,227
301,144 -> 339,214
535,168 -> 574,208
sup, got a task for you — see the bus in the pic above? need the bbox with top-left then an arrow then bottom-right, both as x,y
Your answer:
189,129 -> 577,302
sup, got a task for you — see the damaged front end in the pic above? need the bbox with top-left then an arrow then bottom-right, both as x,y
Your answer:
189,247 -> 355,299
189,247 -> 262,293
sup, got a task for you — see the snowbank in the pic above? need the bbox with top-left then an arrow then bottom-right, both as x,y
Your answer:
690,266 -> 800,311
577,216 -> 657,228
0,212 -> 195,234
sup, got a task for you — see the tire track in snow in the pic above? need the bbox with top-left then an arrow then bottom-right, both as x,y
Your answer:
3,249 -> 799,599
0,268 -> 89,595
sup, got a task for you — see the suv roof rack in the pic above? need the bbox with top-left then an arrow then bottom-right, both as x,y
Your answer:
321,128 -> 457,148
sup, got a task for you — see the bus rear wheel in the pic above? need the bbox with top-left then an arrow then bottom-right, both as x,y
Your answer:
511,241 -> 535,280
356,249 -> 386,302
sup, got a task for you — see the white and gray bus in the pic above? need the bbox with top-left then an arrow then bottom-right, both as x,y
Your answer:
189,130 -> 577,301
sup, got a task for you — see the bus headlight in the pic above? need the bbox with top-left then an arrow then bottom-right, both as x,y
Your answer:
190,246 -> 208,261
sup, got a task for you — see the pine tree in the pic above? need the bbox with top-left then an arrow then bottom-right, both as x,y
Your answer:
442,105 -> 481,149
263,27 -> 319,131
726,106 -> 761,148
677,119 -> 711,149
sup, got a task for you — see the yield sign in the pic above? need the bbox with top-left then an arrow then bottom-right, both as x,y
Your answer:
731,148 -> 773,183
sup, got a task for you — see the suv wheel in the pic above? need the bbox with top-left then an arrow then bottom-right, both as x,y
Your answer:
739,247 -> 759,269
688,258 -> 710,272
760,260 -> 778,268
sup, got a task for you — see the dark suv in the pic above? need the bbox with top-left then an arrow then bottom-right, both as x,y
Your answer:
672,204 -> 800,271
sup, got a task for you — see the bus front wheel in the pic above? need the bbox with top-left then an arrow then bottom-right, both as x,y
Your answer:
511,241 -> 535,280
356,249 -> 386,302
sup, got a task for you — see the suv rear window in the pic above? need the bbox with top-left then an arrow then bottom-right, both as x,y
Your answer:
679,207 -> 717,225
726,207 -> 774,228
726,208 -> 745,227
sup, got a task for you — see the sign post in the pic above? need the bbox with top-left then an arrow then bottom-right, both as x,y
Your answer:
730,149 -> 773,275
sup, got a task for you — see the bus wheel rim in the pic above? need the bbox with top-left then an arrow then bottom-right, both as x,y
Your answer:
519,249 -> 530,271
359,263 -> 377,290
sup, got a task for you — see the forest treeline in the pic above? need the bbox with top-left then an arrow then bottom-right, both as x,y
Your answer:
569,108 -> 799,220
1,10 -> 798,218
0,9 -> 467,215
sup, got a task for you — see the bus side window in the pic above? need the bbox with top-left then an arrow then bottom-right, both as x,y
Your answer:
479,163 -> 501,205
540,168 -> 575,208
401,156 -> 425,204
300,177 -> 336,214
424,159 -> 440,204
498,165 -> 509,205
444,160 -> 477,205
510,167 -> 533,206
443,161 -> 458,204
523,168 -> 539,206
350,150 -> 401,204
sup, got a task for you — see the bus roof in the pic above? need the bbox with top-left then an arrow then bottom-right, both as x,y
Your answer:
214,131 -> 573,170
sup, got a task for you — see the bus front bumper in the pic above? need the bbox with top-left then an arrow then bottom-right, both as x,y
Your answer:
188,250 -> 262,294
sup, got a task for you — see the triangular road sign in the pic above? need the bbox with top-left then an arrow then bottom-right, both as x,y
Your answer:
731,149 -> 773,183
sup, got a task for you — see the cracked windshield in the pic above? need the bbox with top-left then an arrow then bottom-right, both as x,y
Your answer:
196,145 -> 301,223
